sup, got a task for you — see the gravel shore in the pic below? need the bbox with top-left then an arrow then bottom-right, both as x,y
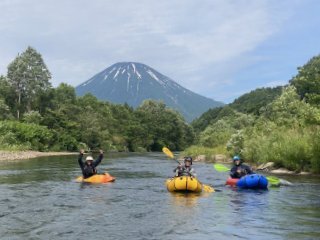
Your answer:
0,151 -> 77,161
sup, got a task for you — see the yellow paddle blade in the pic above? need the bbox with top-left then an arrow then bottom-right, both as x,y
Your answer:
162,147 -> 174,159
203,184 -> 215,193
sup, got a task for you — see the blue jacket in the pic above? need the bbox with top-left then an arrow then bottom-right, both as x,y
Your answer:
78,153 -> 103,178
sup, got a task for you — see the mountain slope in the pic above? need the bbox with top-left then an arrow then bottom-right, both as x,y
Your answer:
76,62 -> 223,121
229,86 -> 283,115
191,86 -> 284,132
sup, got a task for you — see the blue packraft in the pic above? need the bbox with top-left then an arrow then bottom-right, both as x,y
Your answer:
236,174 -> 268,189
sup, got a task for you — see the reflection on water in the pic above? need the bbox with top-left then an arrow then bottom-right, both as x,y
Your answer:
0,153 -> 319,240
169,193 -> 200,208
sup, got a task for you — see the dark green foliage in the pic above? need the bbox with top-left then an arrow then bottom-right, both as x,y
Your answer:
230,86 -> 283,114
0,76 -> 15,119
0,121 -> 53,151
191,106 -> 236,132
135,100 -> 194,151
310,127 -> 320,172
192,87 -> 282,133
291,55 -> 320,106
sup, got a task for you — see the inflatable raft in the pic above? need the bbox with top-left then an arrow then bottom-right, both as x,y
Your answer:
226,174 -> 268,189
166,176 -> 202,193
226,177 -> 239,186
75,172 -> 115,183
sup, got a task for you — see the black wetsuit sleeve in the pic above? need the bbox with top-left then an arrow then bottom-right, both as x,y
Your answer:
173,165 -> 182,172
230,166 -> 238,178
78,154 -> 85,172
93,153 -> 103,167
244,165 -> 254,174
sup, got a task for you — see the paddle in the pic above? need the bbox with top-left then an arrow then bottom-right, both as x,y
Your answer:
162,147 -> 215,193
162,147 -> 181,164
213,163 -> 281,186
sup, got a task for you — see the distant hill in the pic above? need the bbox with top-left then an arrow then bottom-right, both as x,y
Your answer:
192,86 -> 283,132
76,62 -> 223,121
229,86 -> 283,115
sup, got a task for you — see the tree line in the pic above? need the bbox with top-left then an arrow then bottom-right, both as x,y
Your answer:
0,47 -> 194,152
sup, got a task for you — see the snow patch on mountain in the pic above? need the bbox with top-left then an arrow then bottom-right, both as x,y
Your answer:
109,67 -> 116,74
114,69 -> 120,79
146,69 -> 160,82
132,63 -> 136,73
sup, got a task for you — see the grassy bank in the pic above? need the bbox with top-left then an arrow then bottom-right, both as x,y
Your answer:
184,125 -> 320,174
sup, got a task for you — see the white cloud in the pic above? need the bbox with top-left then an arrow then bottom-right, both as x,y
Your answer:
0,0 -> 298,100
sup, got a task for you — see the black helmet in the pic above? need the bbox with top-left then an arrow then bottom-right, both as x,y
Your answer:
184,156 -> 192,165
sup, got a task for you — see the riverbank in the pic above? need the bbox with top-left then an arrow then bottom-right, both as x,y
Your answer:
0,150 -> 77,161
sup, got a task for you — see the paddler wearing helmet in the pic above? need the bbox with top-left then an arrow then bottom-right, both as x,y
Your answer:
78,149 -> 104,179
230,155 -> 253,179
174,156 -> 197,177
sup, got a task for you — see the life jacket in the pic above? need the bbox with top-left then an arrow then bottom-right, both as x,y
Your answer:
232,164 -> 252,178
177,166 -> 194,176
83,164 -> 97,178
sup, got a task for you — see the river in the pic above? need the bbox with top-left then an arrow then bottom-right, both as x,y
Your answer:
0,153 -> 319,240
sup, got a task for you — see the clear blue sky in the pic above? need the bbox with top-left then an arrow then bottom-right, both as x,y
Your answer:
0,0 -> 319,103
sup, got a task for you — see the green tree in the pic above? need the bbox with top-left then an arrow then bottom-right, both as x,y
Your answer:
53,83 -> 77,107
230,86 -> 283,115
0,99 -> 11,120
263,86 -> 320,126
291,55 -> 320,106
7,46 -> 52,119
22,110 -> 43,124
199,119 -> 234,148
136,100 -> 194,151
0,76 -> 15,118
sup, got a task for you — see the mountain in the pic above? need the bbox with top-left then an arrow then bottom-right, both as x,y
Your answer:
75,62 -> 223,121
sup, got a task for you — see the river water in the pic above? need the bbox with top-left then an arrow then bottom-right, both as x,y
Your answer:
0,153 -> 319,240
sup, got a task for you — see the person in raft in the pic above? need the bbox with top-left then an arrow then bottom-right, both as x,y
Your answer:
78,149 -> 104,178
230,155 -> 253,178
174,157 -> 197,177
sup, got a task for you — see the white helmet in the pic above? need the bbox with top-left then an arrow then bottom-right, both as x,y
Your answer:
86,156 -> 94,161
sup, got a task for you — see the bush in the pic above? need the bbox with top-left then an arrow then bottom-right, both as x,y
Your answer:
0,121 -> 53,151
226,130 -> 244,157
199,120 -> 234,148
22,111 -> 43,124
242,126 -> 316,172
310,127 -> 320,173
0,131 -> 31,150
